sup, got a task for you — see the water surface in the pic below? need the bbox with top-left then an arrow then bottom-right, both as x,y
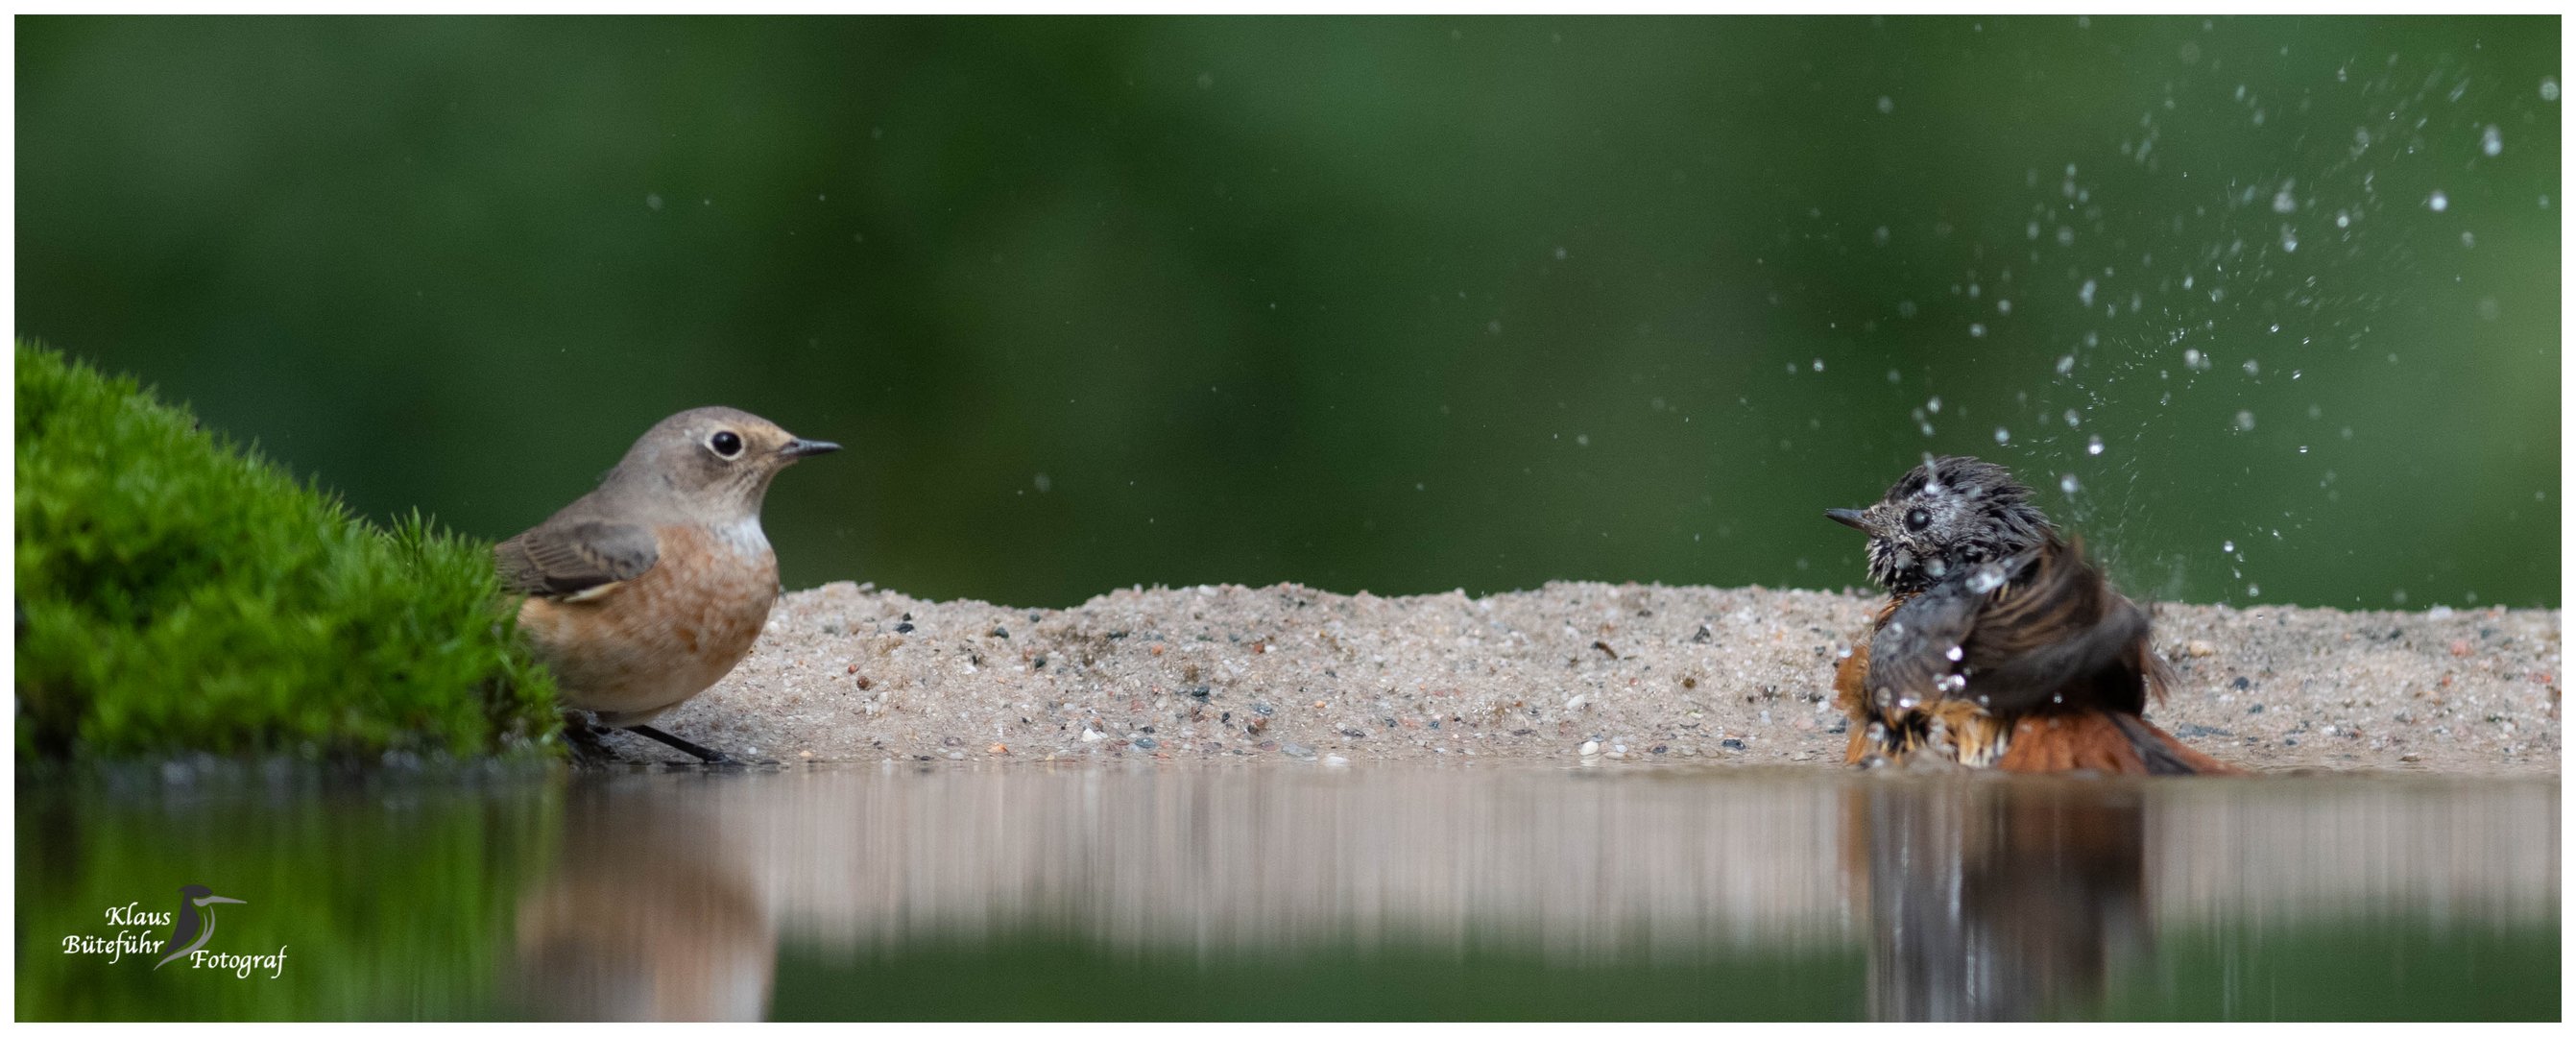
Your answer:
17,764 -> 2558,1020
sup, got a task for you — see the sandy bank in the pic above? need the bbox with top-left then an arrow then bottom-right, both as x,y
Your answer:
644,582 -> 2559,775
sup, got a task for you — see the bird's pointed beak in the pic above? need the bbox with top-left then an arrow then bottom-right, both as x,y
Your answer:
200,895 -> 246,906
1824,508 -> 1872,532
780,438 -> 841,460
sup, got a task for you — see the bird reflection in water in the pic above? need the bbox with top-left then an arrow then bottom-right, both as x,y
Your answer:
1849,778 -> 2152,1021
510,781 -> 777,1021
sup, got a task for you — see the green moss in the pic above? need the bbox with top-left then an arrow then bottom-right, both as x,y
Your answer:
14,341 -> 560,760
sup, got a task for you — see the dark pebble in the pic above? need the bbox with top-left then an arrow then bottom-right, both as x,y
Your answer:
1721,738 -> 1746,751
894,622 -> 915,634
1191,686 -> 1212,700
2230,676 -> 2251,690
991,627 -> 1010,639
1133,737 -> 1158,750
1253,703 -> 1275,716
2247,703 -> 2265,713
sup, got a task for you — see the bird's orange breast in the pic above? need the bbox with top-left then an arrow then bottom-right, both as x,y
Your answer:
518,522 -> 779,725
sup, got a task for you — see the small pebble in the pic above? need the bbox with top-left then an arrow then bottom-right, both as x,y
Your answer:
1080,729 -> 1105,743
2449,639 -> 2473,658
1564,694 -> 1589,711
1282,743 -> 1315,759
1323,755 -> 1350,766
1578,740 -> 1600,757
2185,639 -> 2217,658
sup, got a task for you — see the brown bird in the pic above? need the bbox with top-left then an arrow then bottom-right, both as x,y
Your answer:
1823,455 -> 2234,775
496,406 -> 838,763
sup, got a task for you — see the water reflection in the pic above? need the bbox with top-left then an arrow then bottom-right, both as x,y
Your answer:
1855,781 -> 2151,1021
510,765 -> 2556,1021
511,781 -> 775,1021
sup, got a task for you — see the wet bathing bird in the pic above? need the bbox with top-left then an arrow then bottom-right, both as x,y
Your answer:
1822,455 -> 2234,774
497,406 -> 838,764
155,884 -> 246,970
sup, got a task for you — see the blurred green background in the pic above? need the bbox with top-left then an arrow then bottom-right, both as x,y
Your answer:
17,15 -> 2560,610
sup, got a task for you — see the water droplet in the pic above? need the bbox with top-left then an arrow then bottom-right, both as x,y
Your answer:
2086,435 -> 2105,455
644,193 -> 664,211
2078,279 -> 2097,306
1993,426 -> 2010,445
2247,583 -> 2261,597
2059,473 -> 2080,494
1969,323 -> 1987,338
2272,182 -> 2298,213
1944,645 -> 1964,662
1812,357 -> 1825,373
2056,354 -> 2076,375
2063,408 -> 2081,427
2243,359 -> 2261,376
1926,397 -> 1942,415
1877,95 -> 1895,114
2482,125 -> 2503,157
2234,410 -> 2256,431
2223,540 -> 2236,553
2428,190 -> 2450,212
2544,77 -> 2561,102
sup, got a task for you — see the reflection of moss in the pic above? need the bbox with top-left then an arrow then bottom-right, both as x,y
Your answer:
2102,919 -> 2561,1022
14,773 -> 561,1021
772,935 -> 1869,1021
14,342 -> 559,759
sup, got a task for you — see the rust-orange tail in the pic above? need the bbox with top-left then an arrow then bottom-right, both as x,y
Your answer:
1996,711 -> 2237,775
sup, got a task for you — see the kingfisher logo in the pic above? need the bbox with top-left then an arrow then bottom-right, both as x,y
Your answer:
60,884 -> 286,978
153,884 -> 248,970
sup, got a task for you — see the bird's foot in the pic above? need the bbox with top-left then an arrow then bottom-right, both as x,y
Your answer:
561,713 -> 623,768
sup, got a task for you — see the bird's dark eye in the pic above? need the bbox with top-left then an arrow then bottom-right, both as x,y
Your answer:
709,430 -> 744,457
1905,508 -> 1932,531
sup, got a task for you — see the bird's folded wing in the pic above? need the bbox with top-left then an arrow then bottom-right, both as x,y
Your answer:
1866,570 -> 1992,706
494,520 -> 661,599
1964,538 -> 2155,714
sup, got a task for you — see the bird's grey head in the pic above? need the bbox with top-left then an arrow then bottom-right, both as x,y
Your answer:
607,406 -> 839,517
1824,455 -> 2053,594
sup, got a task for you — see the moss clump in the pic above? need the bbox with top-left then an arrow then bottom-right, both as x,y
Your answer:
14,341 -> 560,760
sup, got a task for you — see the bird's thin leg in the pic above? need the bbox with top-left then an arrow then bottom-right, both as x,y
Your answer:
624,724 -> 738,765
